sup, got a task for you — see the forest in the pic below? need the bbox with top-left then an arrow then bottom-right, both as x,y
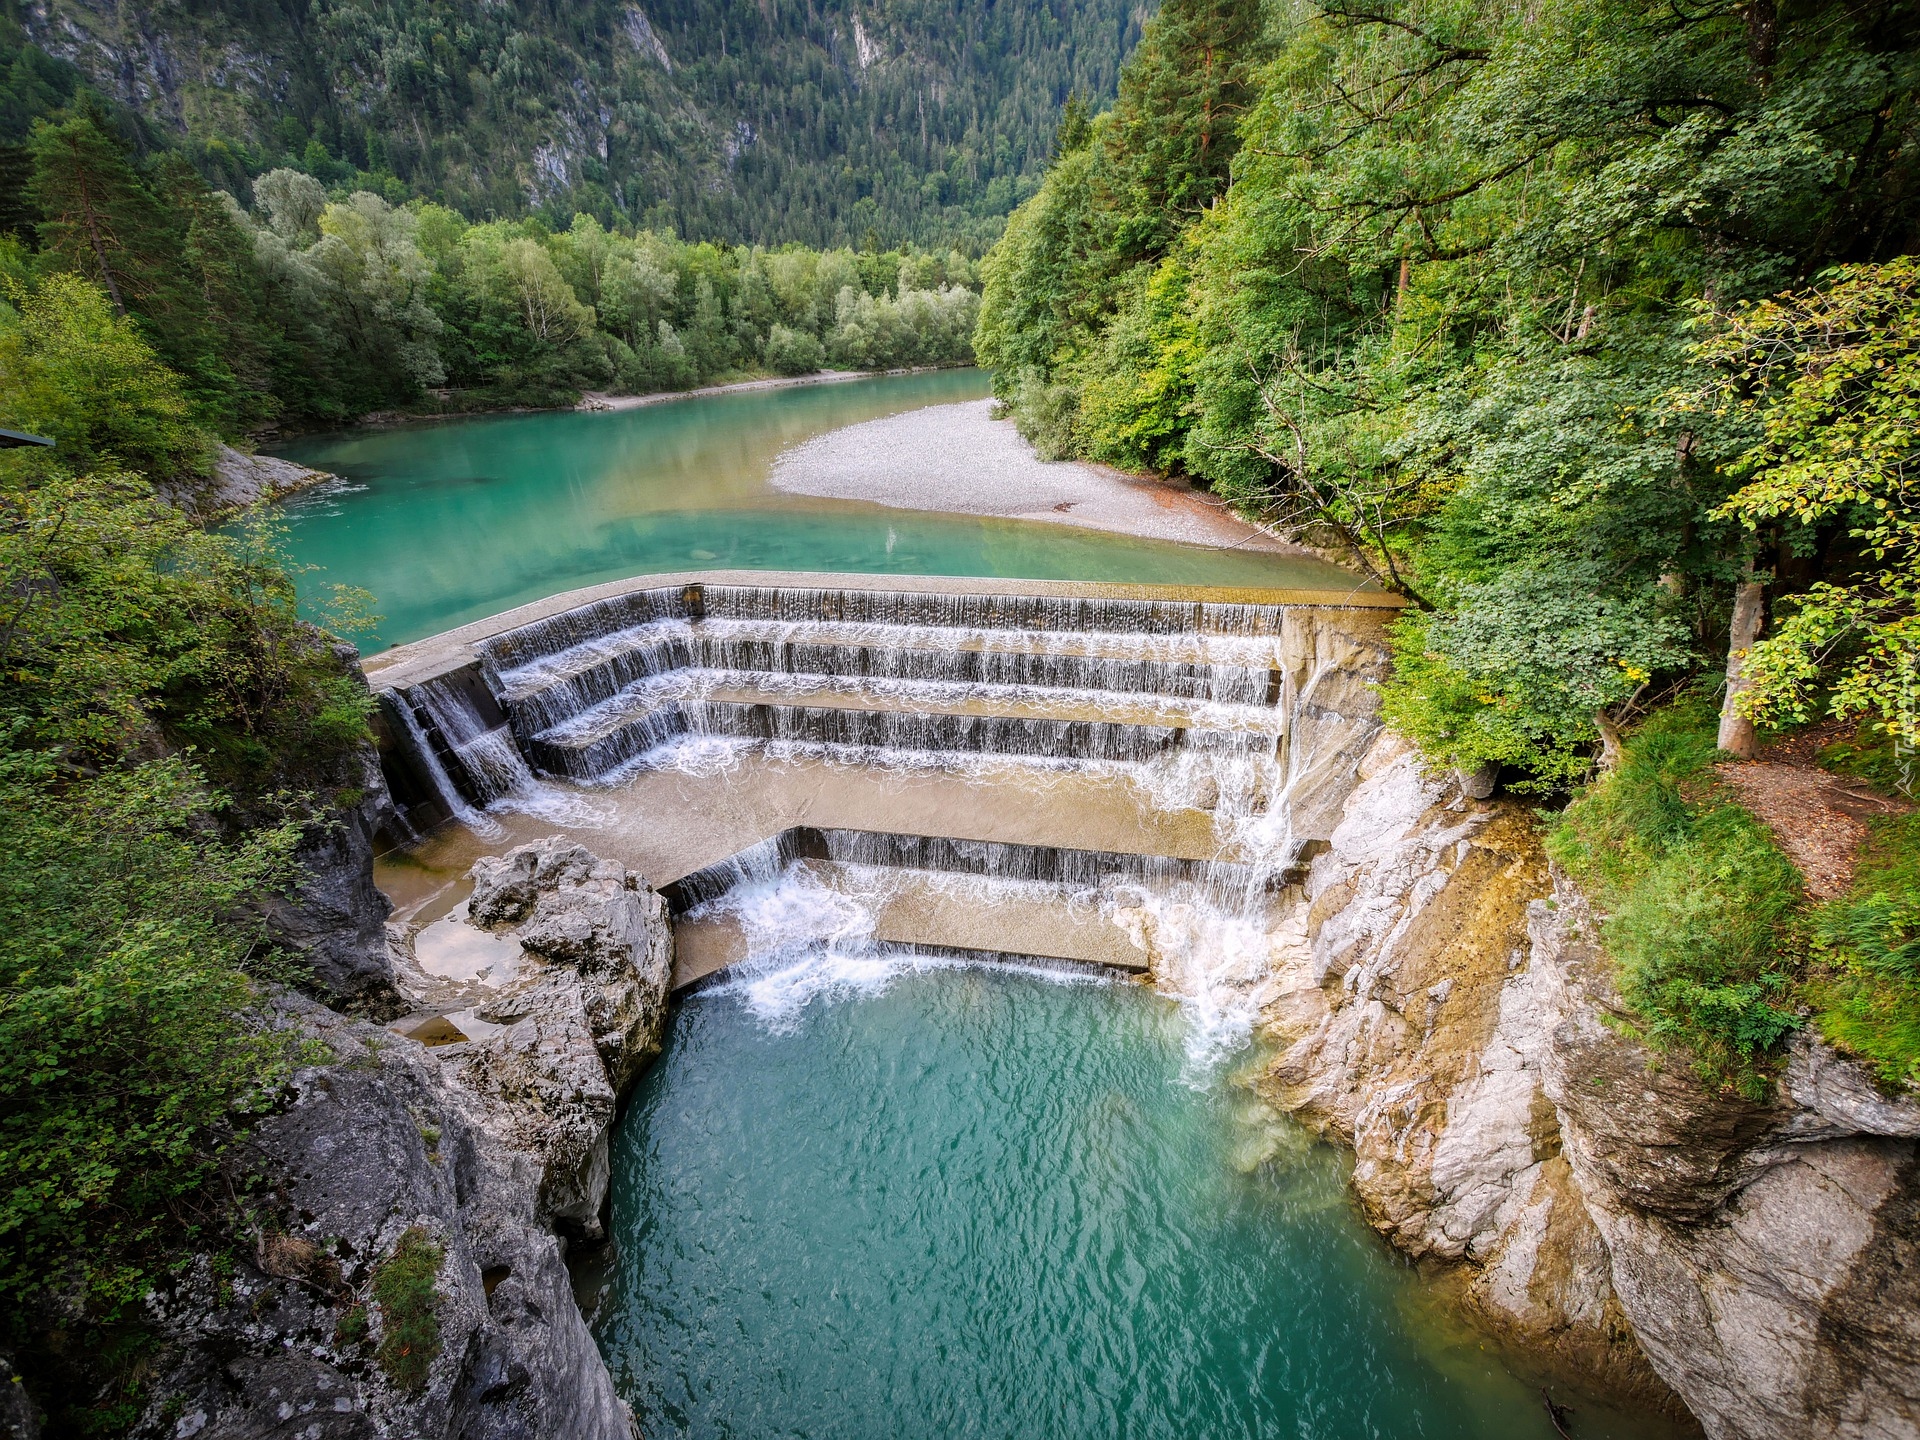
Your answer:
4,102 -> 982,434
976,0 -> 1920,1083
5,0 -> 1142,248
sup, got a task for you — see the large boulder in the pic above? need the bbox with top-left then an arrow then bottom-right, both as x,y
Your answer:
415,838 -> 675,1235
133,839 -> 673,1440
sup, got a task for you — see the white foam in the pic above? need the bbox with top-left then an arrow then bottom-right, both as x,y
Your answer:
697,863 -> 1115,1029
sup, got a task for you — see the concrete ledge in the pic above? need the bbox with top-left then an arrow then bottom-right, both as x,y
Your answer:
363,568 -> 1402,691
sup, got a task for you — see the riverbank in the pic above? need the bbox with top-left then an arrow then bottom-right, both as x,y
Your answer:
577,364 -> 966,413
771,397 -> 1303,554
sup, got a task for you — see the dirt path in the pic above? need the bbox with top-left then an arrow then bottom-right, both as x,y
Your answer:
1718,723 -> 1911,899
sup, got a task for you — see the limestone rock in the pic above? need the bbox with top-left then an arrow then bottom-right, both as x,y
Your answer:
406,837 -> 673,1235
164,446 -> 335,518
1533,881 -> 1920,1440
1275,608 -> 1391,842
1256,731 -> 1675,1403
132,994 -> 634,1440
0,1349 -> 39,1440
132,838 -> 670,1439
1255,722 -> 1920,1437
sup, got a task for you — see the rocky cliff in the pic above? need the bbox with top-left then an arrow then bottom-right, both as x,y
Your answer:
121,838 -> 672,1440
1258,730 -> 1920,1438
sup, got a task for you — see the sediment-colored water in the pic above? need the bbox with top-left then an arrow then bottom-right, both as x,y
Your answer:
272,371 -> 1358,648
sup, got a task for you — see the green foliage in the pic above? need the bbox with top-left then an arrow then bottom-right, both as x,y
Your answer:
1548,700 -> 1805,1091
1818,722 -> 1919,802
0,751 -> 302,1309
981,0 -> 1919,787
1808,813 -> 1920,1087
0,272 -> 377,1342
0,270 -> 207,480
372,1229 -> 444,1392
11,101 -> 989,425
1379,575 -> 1694,790
1695,257 -> 1920,748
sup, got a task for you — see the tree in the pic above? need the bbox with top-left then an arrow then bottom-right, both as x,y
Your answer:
1699,257 -> 1920,749
26,109 -> 150,314
0,271 -> 207,480
310,193 -> 445,390
1092,0 -> 1269,263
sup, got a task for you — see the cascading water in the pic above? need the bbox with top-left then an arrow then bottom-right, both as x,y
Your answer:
383,581 -> 1373,1070
405,674 -> 536,804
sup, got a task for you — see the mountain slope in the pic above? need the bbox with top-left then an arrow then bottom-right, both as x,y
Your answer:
15,0 -> 1148,245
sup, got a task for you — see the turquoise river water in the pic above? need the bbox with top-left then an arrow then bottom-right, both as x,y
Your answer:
305,377 -> 1677,1437
585,961 -> 1672,1440
272,370 -> 1360,649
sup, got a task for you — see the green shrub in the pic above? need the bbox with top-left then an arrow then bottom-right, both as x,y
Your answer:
1809,813 -> 1920,1087
1548,698 -> 1804,1091
0,753 -> 303,1310
763,323 -> 825,376
372,1228 -> 444,1392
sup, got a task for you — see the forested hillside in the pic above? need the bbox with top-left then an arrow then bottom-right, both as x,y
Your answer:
2,95 -> 982,434
978,0 -> 1920,1083
6,0 -> 1145,247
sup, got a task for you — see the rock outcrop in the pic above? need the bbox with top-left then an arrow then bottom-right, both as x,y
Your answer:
412,839 -> 675,1237
1254,732 -> 1672,1403
255,648 -> 400,1003
1536,882 -> 1920,1440
1257,728 -> 1920,1438
162,447 -> 335,518
130,839 -> 672,1440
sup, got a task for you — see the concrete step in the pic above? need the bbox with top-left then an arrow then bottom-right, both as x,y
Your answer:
524,669 -> 1288,781
490,616 -> 1287,737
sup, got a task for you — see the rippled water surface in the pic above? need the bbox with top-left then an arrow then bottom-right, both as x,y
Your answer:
271,370 -> 1362,648
589,962 -> 1666,1439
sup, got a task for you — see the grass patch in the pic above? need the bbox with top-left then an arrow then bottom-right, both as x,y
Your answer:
371,1228 -> 443,1392
1547,697 -> 1805,1094
1807,811 -> 1920,1088
1818,723 -> 1919,802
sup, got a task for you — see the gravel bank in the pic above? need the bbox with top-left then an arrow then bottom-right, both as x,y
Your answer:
770,398 -> 1296,551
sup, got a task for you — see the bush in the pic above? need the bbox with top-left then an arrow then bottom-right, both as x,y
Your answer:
1003,366 -> 1080,460
763,322 -> 825,376
1380,580 -> 1693,794
1548,698 -> 1804,1091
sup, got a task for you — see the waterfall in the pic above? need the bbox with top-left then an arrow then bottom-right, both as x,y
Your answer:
377,579 -> 1381,1069
405,675 -> 537,806
383,690 -> 498,836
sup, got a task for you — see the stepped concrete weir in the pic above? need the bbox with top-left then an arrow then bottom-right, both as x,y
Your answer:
365,570 -> 1400,999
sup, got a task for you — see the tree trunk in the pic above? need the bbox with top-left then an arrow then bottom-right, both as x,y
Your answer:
1594,710 -> 1625,771
1717,574 -> 1766,758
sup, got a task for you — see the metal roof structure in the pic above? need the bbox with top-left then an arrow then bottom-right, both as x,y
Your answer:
0,429 -> 53,448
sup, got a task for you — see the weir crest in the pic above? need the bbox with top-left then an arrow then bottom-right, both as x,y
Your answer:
369,573 -> 1397,1067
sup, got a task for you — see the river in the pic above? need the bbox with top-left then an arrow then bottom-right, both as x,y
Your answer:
273,370 -> 1355,650
323,376 -> 1677,1438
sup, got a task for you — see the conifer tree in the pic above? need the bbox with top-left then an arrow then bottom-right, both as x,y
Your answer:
1093,0 -> 1269,262
27,108 -> 151,315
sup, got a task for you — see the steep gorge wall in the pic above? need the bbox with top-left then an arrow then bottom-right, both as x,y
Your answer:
112,827 -> 671,1440
1262,731 -> 1920,1438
